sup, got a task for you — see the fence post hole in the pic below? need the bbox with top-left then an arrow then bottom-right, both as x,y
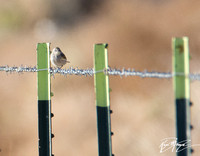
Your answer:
94,44 -> 113,156
37,43 -> 52,156
172,37 -> 191,156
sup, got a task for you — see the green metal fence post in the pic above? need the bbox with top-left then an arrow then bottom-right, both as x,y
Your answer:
37,43 -> 52,156
94,44 -> 113,156
172,37 -> 191,156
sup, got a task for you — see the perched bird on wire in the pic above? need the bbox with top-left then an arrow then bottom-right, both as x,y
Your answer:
51,47 -> 70,68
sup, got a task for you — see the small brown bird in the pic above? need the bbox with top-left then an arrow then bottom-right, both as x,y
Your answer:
51,47 -> 70,68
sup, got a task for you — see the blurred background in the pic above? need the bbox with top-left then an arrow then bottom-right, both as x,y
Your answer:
1,0 -> 200,155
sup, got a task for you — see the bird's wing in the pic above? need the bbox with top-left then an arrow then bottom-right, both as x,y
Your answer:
60,52 -> 67,59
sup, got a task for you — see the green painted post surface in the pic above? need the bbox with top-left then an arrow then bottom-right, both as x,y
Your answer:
37,43 -> 51,101
94,44 -> 113,156
172,37 -> 191,156
37,43 -> 52,156
172,37 -> 190,99
94,43 -> 110,107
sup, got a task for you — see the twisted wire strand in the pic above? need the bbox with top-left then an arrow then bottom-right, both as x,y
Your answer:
0,65 -> 200,81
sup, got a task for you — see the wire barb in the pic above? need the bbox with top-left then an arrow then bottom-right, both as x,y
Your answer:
106,68 -> 173,78
1,65 -> 200,81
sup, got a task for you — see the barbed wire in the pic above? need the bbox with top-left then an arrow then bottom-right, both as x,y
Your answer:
0,65 -> 200,81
